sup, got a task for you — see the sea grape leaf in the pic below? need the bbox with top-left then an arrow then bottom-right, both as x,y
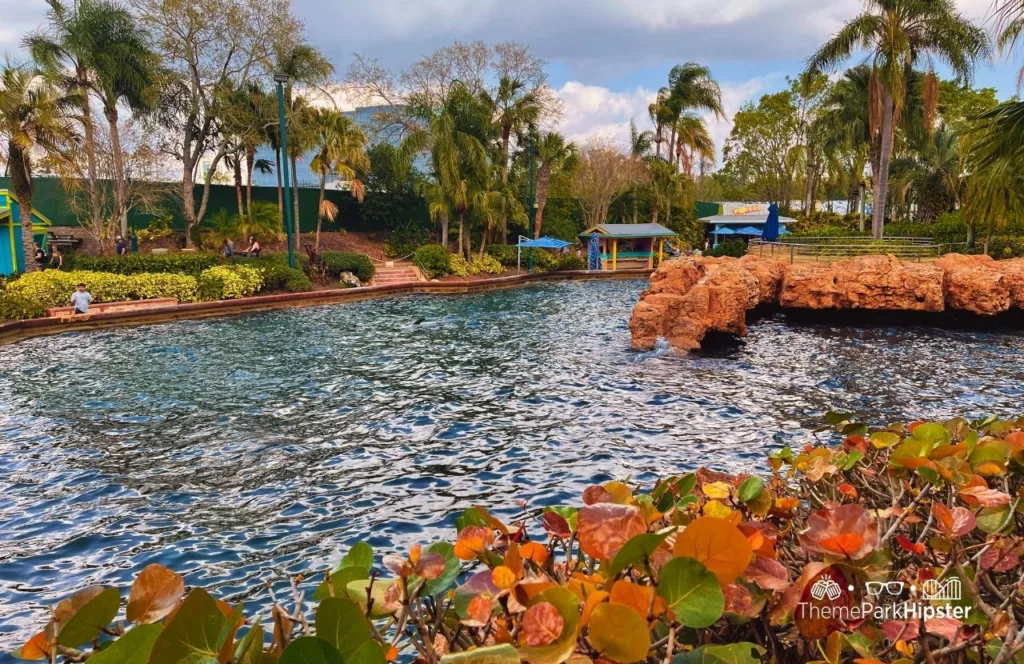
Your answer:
516,587 -> 579,664
342,543 -> 374,571
418,542 -> 461,596
520,602 -> 564,647
279,637 -> 343,664
234,622 -> 264,664
736,477 -> 764,503
88,624 -> 162,664
577,504 -> 647,561
126,564 -> 185,624
673,517 -> 753,585
672,642 -> 765,664
658,557 -> 724,628
345,579 -> 402,617
348,640 -> 387,664
312,566 -> 369,602
57,587 -> 121,647
315,597 -> 372,661
588,603 -> 650,663
606,529 -> 673,578
150,588 -> 231,664
440,644 -> 520,664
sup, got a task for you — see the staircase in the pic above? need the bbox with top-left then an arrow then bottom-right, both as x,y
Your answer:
373,262 -> 423,286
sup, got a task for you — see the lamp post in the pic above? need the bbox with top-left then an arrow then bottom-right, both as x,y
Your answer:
274,72 -> 296,269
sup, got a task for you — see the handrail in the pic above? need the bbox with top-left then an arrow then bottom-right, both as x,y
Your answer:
749,239 -> 968,263
777,236 -> 935,245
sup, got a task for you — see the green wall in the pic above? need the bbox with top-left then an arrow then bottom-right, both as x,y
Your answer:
0,177 -> 430,234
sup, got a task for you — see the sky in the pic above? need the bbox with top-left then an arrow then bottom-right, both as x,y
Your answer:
3,0 -> 1022,161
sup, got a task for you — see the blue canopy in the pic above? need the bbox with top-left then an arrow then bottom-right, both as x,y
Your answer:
516,236 -> 571,249
735,226 -> 763,235
762,202 -> 780,242
778,227 -> 791,235
714,227 -> 735,235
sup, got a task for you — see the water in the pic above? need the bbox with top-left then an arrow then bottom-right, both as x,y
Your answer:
1,279 -> 1023,649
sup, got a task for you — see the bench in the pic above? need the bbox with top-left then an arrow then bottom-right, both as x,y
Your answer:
45,298 -> 178,318
46,232 -> 84,251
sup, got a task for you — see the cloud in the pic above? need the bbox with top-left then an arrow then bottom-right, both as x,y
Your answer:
554,74 -> 782,164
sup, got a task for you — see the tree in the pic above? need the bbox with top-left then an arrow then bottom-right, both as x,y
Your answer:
134,0 -> 293,247
722,91 -> 801,206
673,114 -> 715,179
574,139 -> 638,229
530,131 -> 578,238
663,63 -> 724,170
309,109 -> 369,252
808,0 -> 989,238
889,127 -> 962,222
482,76 -> 540,243
628,119 -> 653,224
0,63 -> 79,273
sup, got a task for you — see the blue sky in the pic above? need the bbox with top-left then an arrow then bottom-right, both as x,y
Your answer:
3,0 -> 1021,156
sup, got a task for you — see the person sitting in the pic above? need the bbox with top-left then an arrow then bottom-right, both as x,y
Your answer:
49,246 -> 63,270
223,238 -> 234,258
33,244 -> 46,266
115,235 -> 128,256
70,283 -> 92,315
245,235 -> 261,258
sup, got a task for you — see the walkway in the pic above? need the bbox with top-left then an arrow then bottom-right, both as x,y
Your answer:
373,262 -> 422,286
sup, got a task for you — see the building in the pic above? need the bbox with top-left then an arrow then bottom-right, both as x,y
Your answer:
579,223 -> 678,270
698,202 -> 796,246
0,190 -> 52,276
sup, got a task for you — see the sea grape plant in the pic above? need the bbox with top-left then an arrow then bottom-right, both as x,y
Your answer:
11,413 -> 1024,664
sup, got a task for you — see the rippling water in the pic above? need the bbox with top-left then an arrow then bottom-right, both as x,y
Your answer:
1,279 -> 1023,650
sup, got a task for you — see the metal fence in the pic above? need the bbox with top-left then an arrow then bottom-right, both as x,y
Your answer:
748,238 -> 968,263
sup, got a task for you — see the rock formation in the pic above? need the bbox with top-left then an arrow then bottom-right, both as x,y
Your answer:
630,254 -> 1024,351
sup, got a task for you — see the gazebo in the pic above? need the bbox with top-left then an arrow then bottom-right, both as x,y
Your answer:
578,223 -> 677,270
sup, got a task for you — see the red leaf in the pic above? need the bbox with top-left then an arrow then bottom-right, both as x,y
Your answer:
959,486 -> 1011,508
520,602 -> 564,647
895,535 -> 926,555
414,552 -> 447,580
583,486 -> 613,505
743,557 -> 790,591
794,566 -> 852,638
799,504 -> 878,560
577,504 -> 647,561
542,512 -> 572,539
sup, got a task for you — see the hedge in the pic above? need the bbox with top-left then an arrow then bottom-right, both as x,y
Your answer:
413,245 -> 451,278
63,253 -> 224,276
2,270 -> 201,311
229,257 -> 313,292
320,251 -> 376,282
197,265 -> 263,300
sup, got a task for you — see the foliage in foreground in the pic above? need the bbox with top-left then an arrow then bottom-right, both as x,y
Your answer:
13,413 -> 1024,664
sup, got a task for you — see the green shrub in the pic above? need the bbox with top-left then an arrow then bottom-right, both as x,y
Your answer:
263,251 -> 312,274
551,254 -> 586,271
707,238 -> 747,257
485,244 -> 518,266
230,257 -> 313,292
198,265 -> 263,300
413,244 -> 451,278
320,251 -> 376,282
0,292 -> 47,320
3,270 -> 200,310
448,253 -> 470,277
469,253 -> 503,275
987,235 -> 1024,259
64,253 -> 223,276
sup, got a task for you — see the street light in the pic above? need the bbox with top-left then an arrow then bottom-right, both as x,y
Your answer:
274,72 -> 296,269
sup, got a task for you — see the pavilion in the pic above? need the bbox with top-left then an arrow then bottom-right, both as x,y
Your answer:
578,223 -> 677,270
698,202 -> 795,246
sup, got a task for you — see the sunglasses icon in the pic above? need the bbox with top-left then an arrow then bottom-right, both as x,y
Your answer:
866,581 -> 905,597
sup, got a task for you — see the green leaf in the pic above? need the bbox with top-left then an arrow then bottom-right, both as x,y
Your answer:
312,566 -> 369,602
279,637 -> 344,664
825,411 -> 855,426
607,530 -> 674,578
977,506 -> 1012,534
441,644 -> 520,664
736,477 -> 764,503
869,431 -> 901,448
657,557 -> 724,628
87,625 -> 162,664
234,622 -> 264,664
348,641 -> 387,664
672,642 -> 765,664
588,603 -> 651,663
58,587 -> 121,647
419,542 -> 461,596
315,598 -> 372,661
345,580 -> 399,617
516,587 -> 579,664
675,473 -> 697,496
455,507 -> 491,532
342,543 -> 374,571
912,423 -> 951,446
150,588 -> 231,664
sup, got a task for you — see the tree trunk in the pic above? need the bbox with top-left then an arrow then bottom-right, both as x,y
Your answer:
535,201 -> 547,239
873,90 -> 895,240
535,167 -> 551,238
246,147 -> 255,219
315,173 -> 326,252
464,220 -> 472,261
632,186 -> 638,224
10,145 -> 38,273
105,106 -> 129,238
457,213 -> 464,257
440,212 -> 449,250
233,155 -> 245,219
78,69 -> 104,241
478,226 -> 487,258
182,165 -> 197,248
500,129 -> 510,244
967,222 -> 976,249
291,154 -> 301,252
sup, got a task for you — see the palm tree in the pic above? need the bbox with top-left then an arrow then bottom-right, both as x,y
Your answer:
648,90 -> 674,161
808,0 -> 989,238
628,119 -> 653,223
483,76 -> 540,243
674,114 -> 715,179
889,127 -> 961,222
309,109 -> 370,251
0,63 -> 79,273
531,131 -> 578,238
664,63 -> 724,170
221,81 -> 274,220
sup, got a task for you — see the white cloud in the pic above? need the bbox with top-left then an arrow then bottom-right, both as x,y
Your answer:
554,73 -> 782,164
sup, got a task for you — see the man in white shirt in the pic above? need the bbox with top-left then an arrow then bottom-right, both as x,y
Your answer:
70,283 -> 92,314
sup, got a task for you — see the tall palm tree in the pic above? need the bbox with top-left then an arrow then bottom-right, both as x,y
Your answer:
309,109 -> 370,251
648,89 -> 674,161
0,63 -> 79,273
483,76 -> 540,243
673,113 -> 715,179
530,131 -> 578,238
889,126 -> 961,222
26,0 -> 153,238
664,63 -> 724,170
808,0 -> 989,238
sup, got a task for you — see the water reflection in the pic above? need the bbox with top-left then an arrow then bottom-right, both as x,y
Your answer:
0,279 -> 1022,650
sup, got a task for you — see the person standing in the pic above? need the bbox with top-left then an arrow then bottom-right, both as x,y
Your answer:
49,246 -> 63,270
115,235 -> 128,256
70,283 -> 92,315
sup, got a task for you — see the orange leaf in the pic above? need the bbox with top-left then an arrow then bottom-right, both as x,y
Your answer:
838,483 -> 859,499
577,504 -> 647,561
581,590 -> 610,627
18,632 -> 49,661
504,542 -> 524,579
385,645 -> 399,661
465,596 -> 492,626
520,542 -> 549,565
820,533 -> 866,557
492,566 -> 517,591
609,580 -> 659,620
673,517 -> 753,586
520,602 -> 564,647
126,564 -> 185,624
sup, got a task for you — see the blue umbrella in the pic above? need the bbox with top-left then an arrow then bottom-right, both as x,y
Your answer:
735,226 -> 763,235
715,227 -> 735,235
588,233 -> 601,270
762,202 -> 780,241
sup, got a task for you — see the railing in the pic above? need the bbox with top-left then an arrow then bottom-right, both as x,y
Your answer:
777,236 -> 935,245
748,239 -> 968,263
